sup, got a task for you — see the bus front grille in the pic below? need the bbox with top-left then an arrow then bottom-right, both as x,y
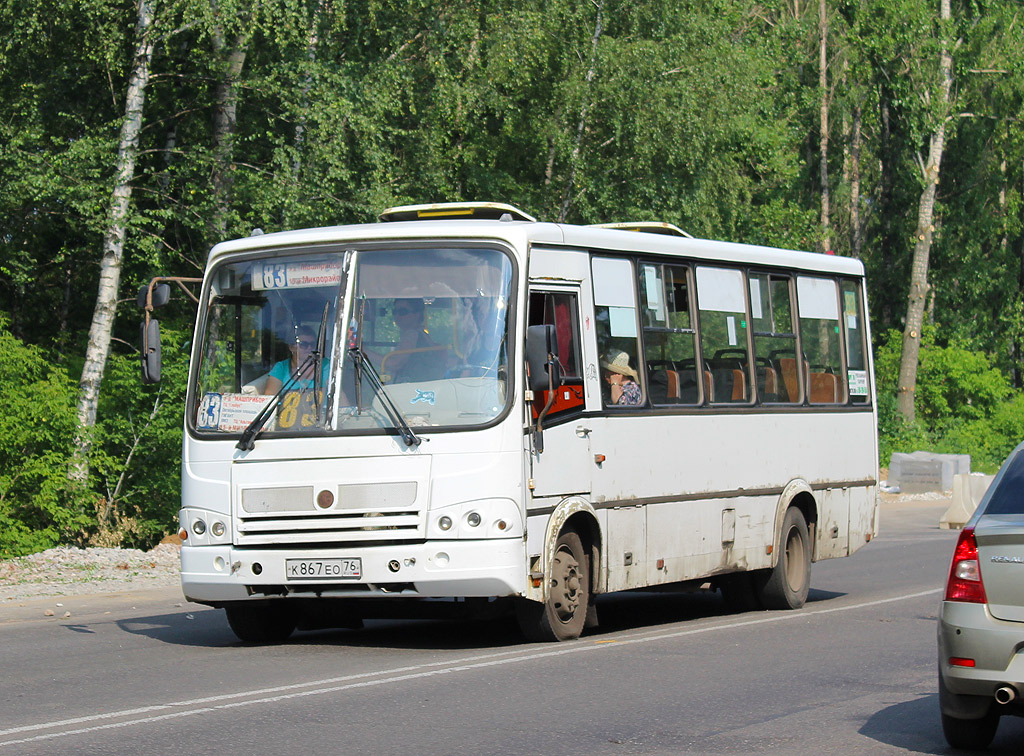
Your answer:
235,510 -> 423,546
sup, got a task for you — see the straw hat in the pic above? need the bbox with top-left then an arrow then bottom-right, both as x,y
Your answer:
600,350 -> 638,380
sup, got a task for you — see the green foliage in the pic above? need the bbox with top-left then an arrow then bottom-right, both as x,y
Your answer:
875,328 -> 1024,473
0,323 -> 84,557
2,0 -> 1024,550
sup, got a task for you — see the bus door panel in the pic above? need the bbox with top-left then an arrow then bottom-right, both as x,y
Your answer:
527,283 -> 591,499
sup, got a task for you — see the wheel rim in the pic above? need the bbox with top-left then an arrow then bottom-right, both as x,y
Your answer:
550,544 -> 582,623
783,526 -> 807,592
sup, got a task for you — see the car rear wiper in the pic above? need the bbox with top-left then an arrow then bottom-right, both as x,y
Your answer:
347,347 -> 422,448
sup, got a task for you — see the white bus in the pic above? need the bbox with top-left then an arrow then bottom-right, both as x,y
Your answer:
143,201 -> 878,642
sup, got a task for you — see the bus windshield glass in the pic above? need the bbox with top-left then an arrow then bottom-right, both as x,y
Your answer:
190,245 -> 513,437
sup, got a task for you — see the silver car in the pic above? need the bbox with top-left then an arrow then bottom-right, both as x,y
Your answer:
938,442 -> 1024,749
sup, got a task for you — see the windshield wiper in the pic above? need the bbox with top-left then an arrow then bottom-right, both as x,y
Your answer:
236,351 -> 319,452
347,347 -> 422,448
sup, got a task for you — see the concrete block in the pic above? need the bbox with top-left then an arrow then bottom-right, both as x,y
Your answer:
940,473 -> 995,529
889,451 -> 971,493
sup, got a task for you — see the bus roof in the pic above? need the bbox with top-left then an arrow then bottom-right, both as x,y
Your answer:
209,212 -> 865,278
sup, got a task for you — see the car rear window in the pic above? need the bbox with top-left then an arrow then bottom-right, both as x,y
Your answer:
984,449 -> 1024,515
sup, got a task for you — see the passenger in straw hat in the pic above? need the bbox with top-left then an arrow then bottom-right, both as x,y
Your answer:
601,349 -> 642,405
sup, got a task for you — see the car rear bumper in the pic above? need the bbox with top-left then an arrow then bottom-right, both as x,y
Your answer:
938,600 -> 1024,711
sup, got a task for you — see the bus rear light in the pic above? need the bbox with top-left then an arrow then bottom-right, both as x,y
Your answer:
945,528 -> 988,603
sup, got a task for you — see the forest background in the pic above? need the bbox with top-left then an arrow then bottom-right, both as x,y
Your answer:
1,0 -> 1023,557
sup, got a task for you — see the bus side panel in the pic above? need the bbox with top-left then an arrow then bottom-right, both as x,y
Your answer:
604,506 -> 646,592
847,485 -> 877,556
643,496 -> 772,587
816,487 -> 851,560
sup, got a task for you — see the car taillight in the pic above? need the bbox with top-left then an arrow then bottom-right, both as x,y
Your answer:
945,527 -> 988,603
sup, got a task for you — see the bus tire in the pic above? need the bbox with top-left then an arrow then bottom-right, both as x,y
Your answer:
225,602 -> 296,643
516,530 -> 589,642
757,506 -> 811,610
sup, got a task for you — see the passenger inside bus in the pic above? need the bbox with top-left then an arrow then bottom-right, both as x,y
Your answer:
262,325 -> 330,395
382,298 -> 449,383
601,350 -> 643,406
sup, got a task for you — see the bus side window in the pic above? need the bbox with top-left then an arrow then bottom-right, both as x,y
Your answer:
796,276 -> 846,404
842,279 -> 870,404
750,273 -> 799,403
639,263 -> 699,405
527,290 -> 585,417
593,257 -> 643,407
696,266 -> 752,404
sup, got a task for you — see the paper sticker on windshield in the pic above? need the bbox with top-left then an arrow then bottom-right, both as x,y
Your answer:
848,370 -> 869,396
252,261 -> 342,290
197,392 -> 272,432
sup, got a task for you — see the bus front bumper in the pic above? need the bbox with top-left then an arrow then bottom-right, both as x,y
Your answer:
180,538 -> 527,604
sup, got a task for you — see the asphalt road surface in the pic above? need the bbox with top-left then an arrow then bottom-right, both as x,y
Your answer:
2,497 -> 1023,756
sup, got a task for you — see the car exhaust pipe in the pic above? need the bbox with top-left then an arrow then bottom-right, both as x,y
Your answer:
994,685 -> 1018,705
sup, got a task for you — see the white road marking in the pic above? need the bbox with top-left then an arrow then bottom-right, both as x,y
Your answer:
0,587 -> 941,747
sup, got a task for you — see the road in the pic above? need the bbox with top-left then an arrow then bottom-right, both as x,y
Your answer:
2,498 -> 1023,756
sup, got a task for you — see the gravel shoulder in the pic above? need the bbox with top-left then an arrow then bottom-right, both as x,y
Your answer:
0,544 -> 181,604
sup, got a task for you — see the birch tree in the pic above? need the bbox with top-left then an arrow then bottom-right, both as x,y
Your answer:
896,0 -> 954,423
73,0 -> 159,480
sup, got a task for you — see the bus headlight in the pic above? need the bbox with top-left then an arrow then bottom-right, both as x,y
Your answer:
211,521 -> 226,538
192,519 -> 207,536
427,498 -> 523,538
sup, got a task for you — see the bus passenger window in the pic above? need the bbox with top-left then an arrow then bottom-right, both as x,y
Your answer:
593,257 -> 643,407
750,273 -> 799,403
696,266 -> 752,404
797,276 -> 846,404
639,263 -> 699,404
842,280 -> 870,405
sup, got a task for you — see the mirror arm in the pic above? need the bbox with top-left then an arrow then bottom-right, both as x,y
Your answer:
532,353 -> 558,454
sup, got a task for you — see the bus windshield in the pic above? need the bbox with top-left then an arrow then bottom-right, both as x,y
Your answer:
190,245 -> 514,438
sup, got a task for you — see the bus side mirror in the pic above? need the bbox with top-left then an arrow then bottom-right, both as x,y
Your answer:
141,318 -> 162,384
526,324 -> 562,393
137,282 -> 171,309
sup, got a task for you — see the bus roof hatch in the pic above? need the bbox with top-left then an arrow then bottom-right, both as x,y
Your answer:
379,202 -> 537,223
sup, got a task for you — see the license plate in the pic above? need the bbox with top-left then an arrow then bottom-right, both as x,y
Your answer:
285,558 -> 362,580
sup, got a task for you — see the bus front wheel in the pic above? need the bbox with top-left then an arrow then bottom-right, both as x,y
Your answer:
516,530 -> 590,642
757,506 -> 811,610
225,602 -> 296,643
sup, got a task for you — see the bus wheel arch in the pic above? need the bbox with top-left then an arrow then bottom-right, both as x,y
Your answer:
775,480 -> 819,565
758,497 -> 814,610
517,498 -> 600,641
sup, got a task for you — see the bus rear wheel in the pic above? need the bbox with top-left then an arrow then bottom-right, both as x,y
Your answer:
757,506 -> 811,610
516,530 -> 590,642
225,602 -> 296,643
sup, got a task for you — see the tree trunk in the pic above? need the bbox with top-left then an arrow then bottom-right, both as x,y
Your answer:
896,0 -> 953,424
849,104 -> 862,258
208,21 -> 251,243
818,0 -> 830,253
72,0 -> 158,484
